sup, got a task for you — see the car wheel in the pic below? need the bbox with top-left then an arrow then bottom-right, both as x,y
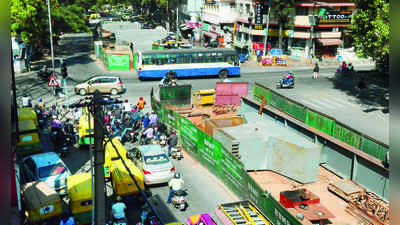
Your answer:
79,89 -> 87,96
219,70 -> 228,79
111,89 -> 118,95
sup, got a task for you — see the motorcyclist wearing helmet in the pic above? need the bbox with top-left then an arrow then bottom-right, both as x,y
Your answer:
167,130 -> 178,157
111,196 -> 126,221
167,172 -> 184,204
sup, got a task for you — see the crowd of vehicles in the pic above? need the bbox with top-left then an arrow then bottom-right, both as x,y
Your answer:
16,95 -> 190,224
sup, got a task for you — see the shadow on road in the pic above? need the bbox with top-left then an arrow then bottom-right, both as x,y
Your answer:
327,71 -> 389,113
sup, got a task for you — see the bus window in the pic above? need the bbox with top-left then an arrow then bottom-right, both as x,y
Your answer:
216,52 -> 224,62
176,53 -> 184,64
168,54 -> 177,64
192,53 -> 200,63
183,53 -> 191,63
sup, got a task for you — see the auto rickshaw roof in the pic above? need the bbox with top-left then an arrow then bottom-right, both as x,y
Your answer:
22,180 -> 60,209
112,159 -> 142,177
105,138 -> 127,158
18,119 -> 37,131
67,173 -> 92,200
18,107 -> 37,120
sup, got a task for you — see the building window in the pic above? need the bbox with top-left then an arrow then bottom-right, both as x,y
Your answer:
246,4 -> 250,15
295,7 -> 309,16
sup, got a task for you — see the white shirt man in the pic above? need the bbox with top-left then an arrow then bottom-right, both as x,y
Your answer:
112,202 -> 126,219
168,177 -> 184,191
122,102 -> 131,112
22,96 -> 31,107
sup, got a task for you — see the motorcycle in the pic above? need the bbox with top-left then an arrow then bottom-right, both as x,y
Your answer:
34,108 -> 45,128
276,72 -> 295,89
37,66 -> 52,81
63,122 -> 76,145
51,128 -> 68,156
171,189 -> 186,211
159,134 -> 167,147
170,146 -> 183,160
120,128 -> 139,145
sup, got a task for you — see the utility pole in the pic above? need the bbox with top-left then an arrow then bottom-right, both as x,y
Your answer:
46,0 -> 56,77
309,1 -> 316,60
176,6 -> 179,41
93,91 -> 105,225
11,47 -> 19,143
263,0 -> 272,57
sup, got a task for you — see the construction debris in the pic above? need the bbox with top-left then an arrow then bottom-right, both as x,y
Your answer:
349,191 -> 389,225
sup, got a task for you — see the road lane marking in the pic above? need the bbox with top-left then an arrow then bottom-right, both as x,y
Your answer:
308,98 -> 337,109
303,100 -> 325,110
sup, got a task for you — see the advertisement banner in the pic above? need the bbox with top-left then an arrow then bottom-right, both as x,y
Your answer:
244,173 -> 265,210
254,2 -> 263,30
219,144 -> 247,199
198,134 -> 222,176
180,117 -> 202,156
172,110 -> 181,131
317,10 -> 352,25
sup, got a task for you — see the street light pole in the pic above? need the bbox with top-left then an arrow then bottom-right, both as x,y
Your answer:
46,0 -> 56,77
263,0 -> 272,57
308,1 -> 316,60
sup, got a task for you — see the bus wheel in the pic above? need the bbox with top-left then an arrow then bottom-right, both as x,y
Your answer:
219,70 -> 228,79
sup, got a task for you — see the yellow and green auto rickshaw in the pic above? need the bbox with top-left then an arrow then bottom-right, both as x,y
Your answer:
78,114 -> 94,146
111,159 -> 145,196
15,119 -> 41,156
104,137 -> 129,181
67,173 -> 92,225
18,107 -> 38,127
22,181 -> 63,224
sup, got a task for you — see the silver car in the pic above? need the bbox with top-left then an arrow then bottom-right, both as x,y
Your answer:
128,144 -> 175,185
23,152 -> 71,195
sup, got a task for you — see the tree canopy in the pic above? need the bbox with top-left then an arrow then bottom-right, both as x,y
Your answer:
351,0 -> 389,69
11,0 -> 89,50
271,0 -> 295,49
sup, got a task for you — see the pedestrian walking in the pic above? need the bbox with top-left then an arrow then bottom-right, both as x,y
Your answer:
356,77 -> 366,98
313,63 -> 319,79
21,94 -> 32,107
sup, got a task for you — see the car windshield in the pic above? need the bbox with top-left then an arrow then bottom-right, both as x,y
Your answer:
144,154 -> 169,165
38,162 -> 66,178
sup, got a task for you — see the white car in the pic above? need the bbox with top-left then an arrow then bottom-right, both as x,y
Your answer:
128,144 -> 175,185
23,152 -> 71,195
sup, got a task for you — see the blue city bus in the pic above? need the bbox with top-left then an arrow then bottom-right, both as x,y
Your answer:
135,48 -> 240,80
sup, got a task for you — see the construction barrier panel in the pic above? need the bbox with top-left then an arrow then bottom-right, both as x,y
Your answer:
105,53 -> 130,71
379,145 -> 389,161
269,92 -> 288,111
244,172 -> 265,209
281,99 -> 307,122
253,83 -> 271,104
305,110 -> 335,136
262,193 -> 302,225
360,136 -> 382,159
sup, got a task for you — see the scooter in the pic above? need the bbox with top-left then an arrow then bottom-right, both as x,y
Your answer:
37,66 -> 52,81
120,128 -> 139,145
171,189 -> 186,211
276,73 -> 295,89
63,123 -> 76,145
170,146 -> 183,160
52,128 -> 68,156
159,134 -> 167,147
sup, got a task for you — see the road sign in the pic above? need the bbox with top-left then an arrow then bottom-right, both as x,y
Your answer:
270,48 -> 282,56
48,76 -> 59,86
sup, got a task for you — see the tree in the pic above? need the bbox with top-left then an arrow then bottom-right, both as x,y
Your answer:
271,0 -> 295,49
10,0 -> 48,49
351,0 -> 389,70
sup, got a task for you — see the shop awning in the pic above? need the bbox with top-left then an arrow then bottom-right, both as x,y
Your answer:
317,39 -> 343,46
204,31 -> 218,39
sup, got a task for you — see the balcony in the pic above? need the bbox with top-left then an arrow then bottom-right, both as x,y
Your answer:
294,16 -> 312,26
293,31 -> 341,39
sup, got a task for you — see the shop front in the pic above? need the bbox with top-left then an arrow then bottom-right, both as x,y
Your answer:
315,39 -> 343,59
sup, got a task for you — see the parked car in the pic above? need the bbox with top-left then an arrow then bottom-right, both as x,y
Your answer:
74,75 -> 124,96
128,144 -> 175,185
23,152 -> 71,195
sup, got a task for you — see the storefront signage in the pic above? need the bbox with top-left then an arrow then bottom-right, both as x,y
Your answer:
252,42 -> 264,50
270,48 -> 282,56
254,2 -> 263,30
205,0 -> 216,4
317,11 -> 352,25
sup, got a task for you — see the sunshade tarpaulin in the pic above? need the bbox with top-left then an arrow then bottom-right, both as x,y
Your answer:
316,39 -> 343,46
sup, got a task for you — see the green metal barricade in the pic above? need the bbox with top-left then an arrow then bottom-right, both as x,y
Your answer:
378,145 -> 389,161
253,83 -> 271,105
360,137 -> 381,159
305,110 -> 335,136
269,91 -> 288,111
282,100 -> 307,122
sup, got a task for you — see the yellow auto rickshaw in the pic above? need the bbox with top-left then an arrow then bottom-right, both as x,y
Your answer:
78,114 -> 94,146
67,173 -> 92,225
104,137 -> 128,180
22,181 -> 63,223
111,159 -> 145,196
15,119 -> 41,156
18,107 -> 38,126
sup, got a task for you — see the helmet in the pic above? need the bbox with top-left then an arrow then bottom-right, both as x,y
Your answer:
116,196 -> 122,202
124,99 -> 128,103
115,105 -> 120,109
172,131 -> 176,135
38,98 -> 43,102
139,97 -> 143,100
174,172 -> 181,179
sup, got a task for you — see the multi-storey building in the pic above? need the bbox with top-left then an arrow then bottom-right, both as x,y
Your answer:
230,0 -> 356,59
198,0 -> 238,47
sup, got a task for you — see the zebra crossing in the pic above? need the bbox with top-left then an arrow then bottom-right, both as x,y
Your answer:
304,96 -> 356,110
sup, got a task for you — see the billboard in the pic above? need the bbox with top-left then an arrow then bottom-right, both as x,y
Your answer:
317,10 -> 352,25
254,2 -> 263,30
